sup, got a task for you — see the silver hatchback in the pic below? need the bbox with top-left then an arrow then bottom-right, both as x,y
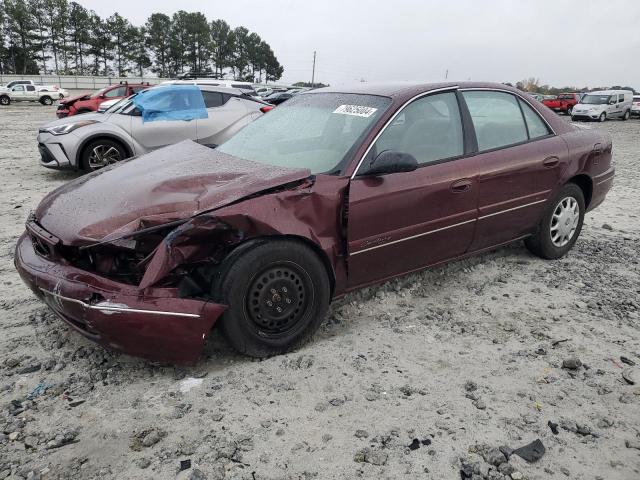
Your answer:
37,84 -> 271,171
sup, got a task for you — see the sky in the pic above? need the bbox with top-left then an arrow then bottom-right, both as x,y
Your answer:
79,0 -> 640,89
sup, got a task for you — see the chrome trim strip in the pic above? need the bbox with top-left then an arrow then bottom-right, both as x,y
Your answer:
477,199 -> 547,220
351,218 -> 476,256
596,177 -> 613,186
350,85 -> 460,179
40,289 -> 201,318
458,87 -> 558,136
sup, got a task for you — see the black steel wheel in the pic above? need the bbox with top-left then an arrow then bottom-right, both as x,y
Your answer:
215,240 -> 330,357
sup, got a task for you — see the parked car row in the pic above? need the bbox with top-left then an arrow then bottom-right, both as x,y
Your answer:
532,89 -> 636,122
18,80 -> 614,363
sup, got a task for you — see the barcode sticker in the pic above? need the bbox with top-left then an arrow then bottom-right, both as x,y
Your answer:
333,104 -> 377,117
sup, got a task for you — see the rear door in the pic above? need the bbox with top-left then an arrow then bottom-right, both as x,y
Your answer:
196,92 -> 251,147
460,89 -> 568,251
347,90 -> 479,287
25,85 -> 39,100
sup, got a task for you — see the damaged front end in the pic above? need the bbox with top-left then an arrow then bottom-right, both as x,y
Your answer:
17,143 -> 350,363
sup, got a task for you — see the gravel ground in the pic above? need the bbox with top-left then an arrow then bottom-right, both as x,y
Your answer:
0,103 -> 639,480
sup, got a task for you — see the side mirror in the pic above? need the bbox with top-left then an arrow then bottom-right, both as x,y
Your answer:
609,99 -> 616,105
363,150 -> 418,176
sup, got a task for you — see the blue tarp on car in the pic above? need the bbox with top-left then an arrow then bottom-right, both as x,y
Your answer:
133,85 -> 208,123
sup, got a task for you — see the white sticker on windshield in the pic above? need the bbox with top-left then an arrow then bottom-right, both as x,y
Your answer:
333,104 -> 377,117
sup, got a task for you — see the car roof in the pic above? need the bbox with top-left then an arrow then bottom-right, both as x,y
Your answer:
155,82 -> 246,96
306,81 -> 527,98
587,90 -> 633,95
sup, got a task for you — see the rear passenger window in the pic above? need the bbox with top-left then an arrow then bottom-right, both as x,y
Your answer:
462,91 -> 528,151
27,85 -> 35,91
618,94 -> 624,103
371,92 -> 464,166
518,99 -> 551,139
202,91 -> 225,108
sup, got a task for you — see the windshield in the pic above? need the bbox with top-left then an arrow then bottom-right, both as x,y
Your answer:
218,93 -> 391,174
558,94 -> 574,99
103,96 -> 131,113
91,87 -> 108,99
581,94 -> 610,105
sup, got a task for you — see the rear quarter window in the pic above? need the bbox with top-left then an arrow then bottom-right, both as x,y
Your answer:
462,91 -> 528,151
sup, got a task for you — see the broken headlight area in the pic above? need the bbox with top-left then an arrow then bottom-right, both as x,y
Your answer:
60,215 -> 246,295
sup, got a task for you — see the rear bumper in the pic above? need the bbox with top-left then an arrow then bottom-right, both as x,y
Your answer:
588,167 -> 615,212
14,232 -> 226,363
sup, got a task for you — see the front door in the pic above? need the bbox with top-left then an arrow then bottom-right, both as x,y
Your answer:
460,90 -> 568,251
347,91 -> 478,288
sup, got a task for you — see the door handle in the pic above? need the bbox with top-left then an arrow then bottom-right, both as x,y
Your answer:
450,179 -> 472,193
592,143 -> 602,154
542,157 -> 559,168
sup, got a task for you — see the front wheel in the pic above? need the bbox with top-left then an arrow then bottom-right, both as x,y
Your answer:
0,95 -> 9,106
566,105 -> 573,115
40,96 -> 53,106
525,184 -> 585,260
80,138 -> 126,171
598,112 -> 606,122
215,240 -> 330,357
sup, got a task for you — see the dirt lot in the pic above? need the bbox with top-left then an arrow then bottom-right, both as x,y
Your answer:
0,103 -> 639,480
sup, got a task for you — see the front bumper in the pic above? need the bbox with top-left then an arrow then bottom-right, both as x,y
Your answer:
36,132 -> 76,169
15,232 -> 226,363
571,111 -> 600,120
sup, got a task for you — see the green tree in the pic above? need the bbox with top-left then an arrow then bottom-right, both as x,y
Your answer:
168,10 -> 189,75
4,0 -> 38,73
210,19 -> 233,77
128,25 -> 150,76
86,12 -> 112,75
67,2 -> 90,74
107,13 -> 134,75
144,12 -> 171,77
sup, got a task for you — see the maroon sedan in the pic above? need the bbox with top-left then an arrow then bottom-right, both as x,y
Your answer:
15,82 -> 614,363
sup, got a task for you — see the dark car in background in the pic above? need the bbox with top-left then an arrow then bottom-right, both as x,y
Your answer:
16,82 -> 614,363
264,88 -> 308,105
56,82 -> 151,118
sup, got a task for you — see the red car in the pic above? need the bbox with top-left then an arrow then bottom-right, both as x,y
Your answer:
56,82 -> 150,118
542,92 -> 581,115
16,82 -> 614,363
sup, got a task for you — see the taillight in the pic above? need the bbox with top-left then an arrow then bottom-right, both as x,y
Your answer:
260,105 -> 273,113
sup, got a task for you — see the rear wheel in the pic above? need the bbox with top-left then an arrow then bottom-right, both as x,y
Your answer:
598,112 -> 606,122
215,240 -> 330,357
80,138 -> 126,171
566,105 -> 573,115
525,183 -> 585,260
622,110 -> 630,121
0,95 -> 9,106
40,96 -> 53,106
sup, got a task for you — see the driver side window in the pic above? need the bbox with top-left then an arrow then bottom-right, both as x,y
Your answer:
366,92 -> 464,168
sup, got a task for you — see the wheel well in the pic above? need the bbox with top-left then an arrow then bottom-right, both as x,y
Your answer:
77,136 -> 132,167
224,235 -> 337,298
568,175 -> 593,208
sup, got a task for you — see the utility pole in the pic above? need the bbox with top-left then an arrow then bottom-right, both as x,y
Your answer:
311,51 -> 316,87
445,69 -> 448,80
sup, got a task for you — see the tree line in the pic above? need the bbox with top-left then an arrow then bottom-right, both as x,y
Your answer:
0,0 -> 284,82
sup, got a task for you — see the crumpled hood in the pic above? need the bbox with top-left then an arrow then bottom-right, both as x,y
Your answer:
60,93 -> 90,105
36,140 -> 311,246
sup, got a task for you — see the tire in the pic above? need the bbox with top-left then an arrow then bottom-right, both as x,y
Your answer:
58,93 -> 64,99
598,112 -> 606,122
571,115 -> 578,122
566,105 -> 573,115
80,138 -> 127,171
40,96 -> 53,106
525,183 -> 585,260
0,95 -> 10,106
622,110 -> 630,121
215,240 -> 331,357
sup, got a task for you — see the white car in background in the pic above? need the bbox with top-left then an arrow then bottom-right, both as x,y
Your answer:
0,84 -> 69,106
631,94 -> 640,118
37,84 -> 272,171
571,90 -> 634,122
